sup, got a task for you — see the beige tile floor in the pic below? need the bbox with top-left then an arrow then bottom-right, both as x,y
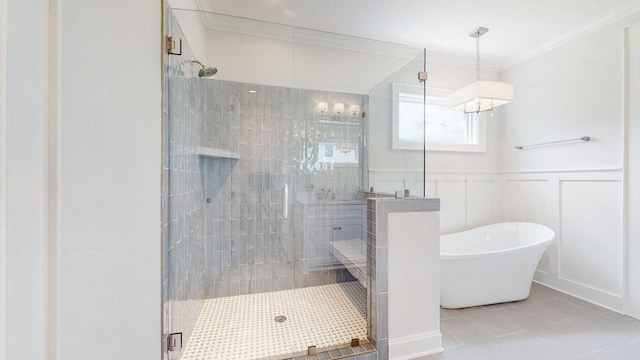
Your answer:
180,282 -> 367,360
417,283 -> 640,360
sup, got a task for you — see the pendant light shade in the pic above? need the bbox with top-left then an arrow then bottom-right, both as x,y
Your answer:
447,80 -> 513,113
448,27 -> 513,113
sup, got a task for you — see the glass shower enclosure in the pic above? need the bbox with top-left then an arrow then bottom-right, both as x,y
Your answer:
162,4 -> 426,359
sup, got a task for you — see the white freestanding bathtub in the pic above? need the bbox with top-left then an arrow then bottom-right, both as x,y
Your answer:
440,222 -> 555,309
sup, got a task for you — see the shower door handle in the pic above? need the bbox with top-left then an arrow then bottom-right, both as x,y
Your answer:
282,183 -> 288,221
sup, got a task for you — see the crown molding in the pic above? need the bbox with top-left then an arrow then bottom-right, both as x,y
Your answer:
503,6 -> 640,70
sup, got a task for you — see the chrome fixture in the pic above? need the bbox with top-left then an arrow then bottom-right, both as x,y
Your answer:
515,136 -> 590,150
189,58 -> 217,77
448,27 -> 513,113
316,101 -> 360,117
281,183 -> 288,221
166,35 -> 182,55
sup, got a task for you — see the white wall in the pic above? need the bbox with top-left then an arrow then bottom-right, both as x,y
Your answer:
500,29 -> 624,172
6,1 -> 50,359
206,29 -> 295,88
496,15 -> 640,312
5,1 -> 162,359
203,23 -> 419,94
625,21 -> 640,318
56,1 -> 162,359
0,0 -> 7,358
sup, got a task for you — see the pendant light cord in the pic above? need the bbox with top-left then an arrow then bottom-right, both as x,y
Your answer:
475,32 -> 480,81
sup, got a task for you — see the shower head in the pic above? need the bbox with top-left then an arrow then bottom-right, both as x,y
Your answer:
190,59 -> 217,78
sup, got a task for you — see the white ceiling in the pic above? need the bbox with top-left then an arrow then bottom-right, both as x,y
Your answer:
199,0 -> 640,69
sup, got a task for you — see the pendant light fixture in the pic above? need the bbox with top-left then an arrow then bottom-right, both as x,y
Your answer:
447,27 -> 513,113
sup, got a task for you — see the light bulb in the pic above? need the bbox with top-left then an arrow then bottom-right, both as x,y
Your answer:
317,101 -> 328,113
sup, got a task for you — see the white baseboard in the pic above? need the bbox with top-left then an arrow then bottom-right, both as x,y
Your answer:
389,330 -> 443,360
533,275 -> 624,313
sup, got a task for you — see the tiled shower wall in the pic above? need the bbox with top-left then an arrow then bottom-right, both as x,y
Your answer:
164,9 -> 371,357
200,79 -> 368,298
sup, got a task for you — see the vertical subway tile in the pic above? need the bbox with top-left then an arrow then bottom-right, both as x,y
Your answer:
166,75 -> 375,357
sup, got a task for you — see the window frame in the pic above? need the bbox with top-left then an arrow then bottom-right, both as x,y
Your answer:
392,83 -> 486,152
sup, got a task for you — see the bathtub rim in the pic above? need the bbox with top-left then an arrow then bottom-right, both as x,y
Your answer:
440,222 -> 555,260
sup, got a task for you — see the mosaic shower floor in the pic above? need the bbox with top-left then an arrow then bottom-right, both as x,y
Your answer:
181,281 -> 368,360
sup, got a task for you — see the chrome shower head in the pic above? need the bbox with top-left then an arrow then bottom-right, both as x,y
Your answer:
190,59 -> 218,78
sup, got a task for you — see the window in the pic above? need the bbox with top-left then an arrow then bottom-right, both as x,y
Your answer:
317,142 -> 358,164
392,83 -> 486,152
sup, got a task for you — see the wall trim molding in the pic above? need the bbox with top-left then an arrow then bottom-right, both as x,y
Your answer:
421,170 -> 626,312
500,168 -> 623,175
370,167 -> 623,175
533,277 -> 624,313
389,330 -> 443,360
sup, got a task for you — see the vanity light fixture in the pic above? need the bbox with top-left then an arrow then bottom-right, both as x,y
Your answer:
317,101 -> 329,114
447,27 -> 513,113
316,102 -> 360,118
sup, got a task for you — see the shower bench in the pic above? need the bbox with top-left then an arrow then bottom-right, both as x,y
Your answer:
329,238 -> 367,287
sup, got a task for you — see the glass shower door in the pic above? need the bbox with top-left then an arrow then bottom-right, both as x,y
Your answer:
163,5 -> 426,359
289,28 -> 427,357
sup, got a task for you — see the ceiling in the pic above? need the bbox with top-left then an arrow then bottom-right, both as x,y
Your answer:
195,0 -> 640,69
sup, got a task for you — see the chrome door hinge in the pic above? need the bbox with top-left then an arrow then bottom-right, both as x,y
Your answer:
167,332 -> 183,352
418,71 -> 428,82
166,36 -> 182,55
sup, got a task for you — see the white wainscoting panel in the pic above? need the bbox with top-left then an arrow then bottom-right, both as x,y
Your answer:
425,180 -> 438,198
438,180 -> 467,234
372,168 -> 626,311
426,173 -> 503,234
560,180 -> 624,297
503,179 -> 555,274
466,179 -> 498,229
503,179 -> 555,225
